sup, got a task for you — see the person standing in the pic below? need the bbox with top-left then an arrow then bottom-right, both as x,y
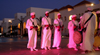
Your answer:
52,13 -> 64,49
80,7 -> 96,52
67,15 -> 79,51
26,12 -> 38,51
41,11 -> 52,50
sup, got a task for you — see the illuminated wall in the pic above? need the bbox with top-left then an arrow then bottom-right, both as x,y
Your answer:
1,27 -> 3,34
23,22 -> 26,34
18,23 -> 20,35
10,25 -> 12,33
68,8 -> 73,11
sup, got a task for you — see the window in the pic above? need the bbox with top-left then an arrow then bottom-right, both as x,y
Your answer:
64,28 -> 66,33
29,11 -> 30,16
64,16 -> 66,21
68,8 -> 72,11
61,17 -> 63,20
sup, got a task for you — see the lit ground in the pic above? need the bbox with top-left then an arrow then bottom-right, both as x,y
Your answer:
0,37 -> 100,55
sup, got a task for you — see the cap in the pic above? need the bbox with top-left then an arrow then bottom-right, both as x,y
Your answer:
30,12 -> 35,16
80,16 -> 82,19
72,15 -> 76,18
45,11 -> 49,14
96,10 -> 100,14
57,13 -> 61,16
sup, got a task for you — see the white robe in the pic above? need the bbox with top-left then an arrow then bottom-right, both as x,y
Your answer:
26,18 -> 37,49
41,16 -> 52,48
80,12 -> 96,51
52,18 -> 63,47
68,20 -> 79,48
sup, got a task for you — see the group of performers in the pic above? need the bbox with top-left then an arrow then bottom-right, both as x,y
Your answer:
26,7 -> 100,53
26,11 -> 64,51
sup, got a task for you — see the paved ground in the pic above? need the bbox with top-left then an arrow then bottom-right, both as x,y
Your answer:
0,37 -> 100,55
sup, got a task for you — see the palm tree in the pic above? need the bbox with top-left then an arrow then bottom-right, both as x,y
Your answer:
8,25 -> 19,37
18,18 -> 24,36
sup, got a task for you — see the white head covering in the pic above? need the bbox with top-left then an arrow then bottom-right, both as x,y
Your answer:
87,7 -> 93,11
96,10 -> 100,14
30,12 -> 35,16
72,15 -> 76,18
57,13 -> 61,16
45,11 -> 49,14
80,16 -> 82,19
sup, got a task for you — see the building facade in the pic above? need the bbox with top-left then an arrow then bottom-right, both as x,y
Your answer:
0,21 -> 3,35
1,18 -> 14,35
49,0 -> 100,35
1,0 -> 100,36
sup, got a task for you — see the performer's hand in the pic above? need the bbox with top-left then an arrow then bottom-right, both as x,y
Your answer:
45,25 -> 49,27
81,26 -> 84,29
74,26 -> 76,29
30,26 -> 33,30
58,29 -> 60,31
57,26 -> 60,29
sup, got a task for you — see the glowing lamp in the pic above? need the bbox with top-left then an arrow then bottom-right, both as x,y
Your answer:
8,20 -> 12,23
0,33 -> 2,35
69,15 -> 72,20
91,3 -> 94,6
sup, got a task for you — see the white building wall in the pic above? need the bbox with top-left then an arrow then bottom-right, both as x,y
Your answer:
12,13 -> 26,34
54,12 -> 59,19
58,3 -> 100,35
1,18 -> 14,34
23,7 -> 53,35
93,4 -> 100,9
49,12 -> 54,24
59,9 -> 70,35
26,7 -> 53,19
14,13 -> 26,19
12,19 -> 20,26
0,21 -> 2,26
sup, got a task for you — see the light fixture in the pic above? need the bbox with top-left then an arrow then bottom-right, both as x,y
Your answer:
91,3 -> 94,6
69,15 -> 72,20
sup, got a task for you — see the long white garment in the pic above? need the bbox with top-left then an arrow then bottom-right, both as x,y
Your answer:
52,18 -> 63,47
41,16 -> 52,48
68,20 -> 79,48
80,12 -> 96,51
26,18 -> 37,49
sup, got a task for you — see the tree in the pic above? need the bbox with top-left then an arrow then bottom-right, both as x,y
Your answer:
18,18 -> 24,36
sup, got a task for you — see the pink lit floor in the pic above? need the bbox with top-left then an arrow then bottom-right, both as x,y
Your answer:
0,38 -> 100,55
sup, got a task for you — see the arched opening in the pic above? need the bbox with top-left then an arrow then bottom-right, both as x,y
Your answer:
23,22 -> 26,34
18,23 -> 20,35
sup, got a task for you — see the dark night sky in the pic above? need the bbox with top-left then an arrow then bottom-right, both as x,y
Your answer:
0,0 -> 99,20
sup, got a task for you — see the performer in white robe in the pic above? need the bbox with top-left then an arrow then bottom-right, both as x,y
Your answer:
80,7 -> 96,52
52,13 -> 64,49
41,11 -> 52,50
26,12 -> 38,51
67,15 -> 79,51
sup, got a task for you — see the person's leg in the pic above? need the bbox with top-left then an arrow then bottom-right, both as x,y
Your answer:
30,47 -> 33,51
74,47 -> 78,51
